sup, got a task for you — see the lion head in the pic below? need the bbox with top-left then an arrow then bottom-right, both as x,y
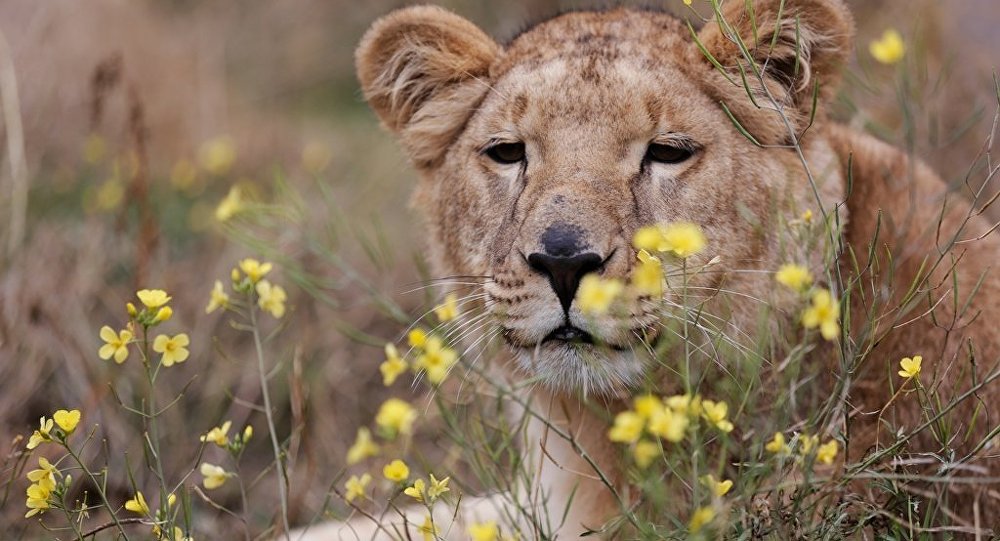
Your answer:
356,0 -> 852,395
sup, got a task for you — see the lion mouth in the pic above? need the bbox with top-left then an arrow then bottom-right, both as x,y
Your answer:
502,325 -> 636,352
543,324 -> 594,344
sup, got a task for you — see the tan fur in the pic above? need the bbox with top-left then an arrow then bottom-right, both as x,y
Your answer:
321,2 -> 1000,537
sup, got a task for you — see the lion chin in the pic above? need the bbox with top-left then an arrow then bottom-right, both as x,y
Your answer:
506,334 -> 648,397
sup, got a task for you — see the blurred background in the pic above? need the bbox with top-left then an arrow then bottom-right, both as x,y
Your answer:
0,0 -> 998,536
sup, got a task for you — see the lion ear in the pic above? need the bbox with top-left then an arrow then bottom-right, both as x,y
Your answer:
355,6 -> 499,168
696,0 -> 854,142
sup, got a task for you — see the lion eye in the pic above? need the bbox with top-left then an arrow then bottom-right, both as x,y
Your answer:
645,143 -> 693,164
485,142 -> 526,165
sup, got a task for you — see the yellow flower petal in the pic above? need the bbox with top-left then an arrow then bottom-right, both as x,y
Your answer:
869,29 -> 906,65
53,409 -> 81,434
136,289 -> 171,309
382,459 -> 410,482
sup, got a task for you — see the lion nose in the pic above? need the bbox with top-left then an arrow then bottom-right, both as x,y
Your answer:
527,252 -> 604,313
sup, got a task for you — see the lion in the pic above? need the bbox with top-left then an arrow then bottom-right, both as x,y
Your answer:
297,0 -> 1000,537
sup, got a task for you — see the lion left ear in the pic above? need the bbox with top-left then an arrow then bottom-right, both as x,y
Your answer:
696,0 -> 854,143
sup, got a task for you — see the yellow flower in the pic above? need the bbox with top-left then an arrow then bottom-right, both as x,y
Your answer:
775,264 -> 812,292
302,141 -> 333,174
215,185 -> 243,222
661,222 -> 706,258
256,280 -> 287,318
633,225 -> 667,252
683,0 -> 692,5
700,474 -> 733,497
93,179 -> 125,212
380,344 -> 408,386
53,409 -> 81,434
382,459 -> 410,482
799,434 -> 819,455
153,333 -> 190,367
801,209 -> 814,224
468,521 -> 500,541
27,458 -> 58,492
608,411 -> 644,443
125,491 -> 150,515
433,293 -> 459,322
344,473 -> 371,502
82,133 -> 107,164
648,407 -> 689,442
239,259 -> 272,283
427,474 -> 450,501
346,427 -> 380,465
633,394 -> 663,420
765,432 -> 791,454
206,280 -> 230,314
375,398 -> 417,436
200,421 -> 232,447
408,328 -> 428,349
170,159 -> 199,192
701,400 -> 734,433
26,417 -> 54,449
634,222 -> 706,258
418,515 -> 438,541
25,482 -> 52,518
802,289 -> 840,341
632,440 -> 660,468
415,336 -> 459,384
665,393 -> 702,417
200,463 -> 230,490
404,478 -> 426,502
577,275 -> 624,315
898,355 -> 922,379
632,251 -> 663,296
816,439 -> 839,465
869,29 -> 905,65
153,306 -> 173,323
99,326 -> 132,363
689,506 -> 715,533
137,289 -> 171,309
199,136 -> 237,176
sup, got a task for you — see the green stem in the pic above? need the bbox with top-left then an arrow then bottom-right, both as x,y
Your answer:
141,326 -> 172,536
63,445 -> 130,540
249,300 -> 292,539
59,498 -> 86,541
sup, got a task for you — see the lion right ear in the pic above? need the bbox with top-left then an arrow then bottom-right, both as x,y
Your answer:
355,6 -> 499,168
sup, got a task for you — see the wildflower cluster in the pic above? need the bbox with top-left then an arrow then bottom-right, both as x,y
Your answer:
577,221 -> 707,316
23,410 -> 79,518
609,393 -> 734,463
775,263 -> 841,341
99,288 -> 189,367
765,431 -> 839,466
206,258 -> 288,318
379,296 -> 462,387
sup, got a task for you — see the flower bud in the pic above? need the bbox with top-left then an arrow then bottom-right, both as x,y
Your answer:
231,268 -> 241,283
153,306 -> 173,323
243,425 -> 253,442
126,302 -> 138,317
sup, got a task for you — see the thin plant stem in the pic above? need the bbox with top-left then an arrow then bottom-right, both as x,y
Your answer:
249,299 -> 292,540
63,444 -> 130,540
140,326 -> 172,535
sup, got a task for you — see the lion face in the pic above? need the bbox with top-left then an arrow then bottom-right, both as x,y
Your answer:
356,2 -> 852,395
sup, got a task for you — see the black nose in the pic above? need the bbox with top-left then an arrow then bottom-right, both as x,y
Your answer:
527,252 -> 604,312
